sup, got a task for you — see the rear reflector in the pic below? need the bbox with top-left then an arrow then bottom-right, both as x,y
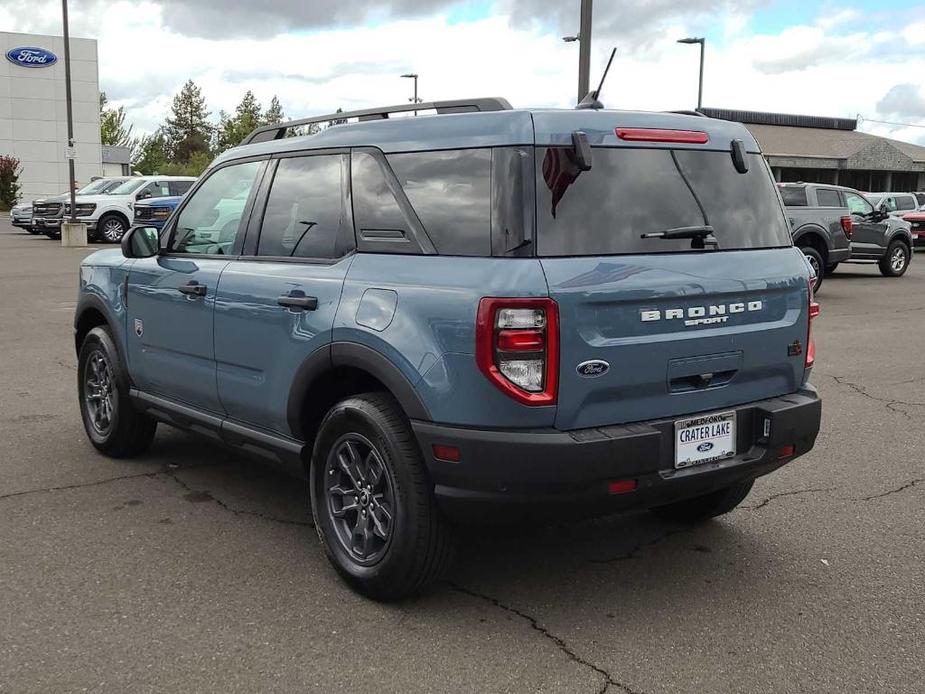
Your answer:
607,479 -> 637,495
432,444 -> 461,463
615,128 -> 709,144
776,444 -> 795,459
497,329 -> 545,352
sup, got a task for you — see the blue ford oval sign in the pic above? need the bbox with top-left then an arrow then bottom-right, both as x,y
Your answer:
576,360 -> 610,377
697,442 -> 714,453
6,47 -> 58,68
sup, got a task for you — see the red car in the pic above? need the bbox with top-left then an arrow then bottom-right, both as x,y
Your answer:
902,212 -> 925,248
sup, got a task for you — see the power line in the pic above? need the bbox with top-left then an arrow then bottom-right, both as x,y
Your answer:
857,115 -> 925,129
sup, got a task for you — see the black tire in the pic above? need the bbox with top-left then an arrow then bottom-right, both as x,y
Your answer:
824,263 -> 838,276
77,326 -> 156,457
98,213 -> 128,243
801,246 -> 824,293
310,392 -> 453,601
650,479 -> 754,524
879,239 -> 910,277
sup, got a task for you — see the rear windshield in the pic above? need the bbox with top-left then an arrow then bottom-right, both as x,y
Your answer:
778,186 -> 807,206
536,148 -> 792,256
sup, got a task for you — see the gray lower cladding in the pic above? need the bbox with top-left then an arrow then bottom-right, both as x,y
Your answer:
129,389 -> 305,474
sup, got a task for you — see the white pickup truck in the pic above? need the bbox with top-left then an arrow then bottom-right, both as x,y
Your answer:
54,176 -> 196,242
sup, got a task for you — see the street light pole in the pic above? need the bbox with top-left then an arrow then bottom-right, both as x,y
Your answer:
577,0 -> 592,103
62,0 -> 77,222
677,37 -> 705,110
401,73 -> 420,115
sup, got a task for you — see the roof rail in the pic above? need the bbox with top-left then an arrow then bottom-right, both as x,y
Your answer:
241,97 -> 513,146
668,109 -> 705,117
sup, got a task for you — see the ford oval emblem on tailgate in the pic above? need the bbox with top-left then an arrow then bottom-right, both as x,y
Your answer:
576,360 -> 609,377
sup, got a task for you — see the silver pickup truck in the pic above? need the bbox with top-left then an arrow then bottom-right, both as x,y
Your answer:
779,182 -> 914,291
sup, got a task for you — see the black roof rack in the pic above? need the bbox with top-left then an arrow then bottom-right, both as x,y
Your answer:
241,97 -> 513,146
668,110 -> 705,117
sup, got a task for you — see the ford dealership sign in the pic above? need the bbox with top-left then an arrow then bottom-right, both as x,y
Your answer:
6,47 -> 58,68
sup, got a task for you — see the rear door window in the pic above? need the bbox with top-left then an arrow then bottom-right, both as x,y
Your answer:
815,188 -> 841,207
778,186 -> 807,206
257,155 -> 351,259
170,180 -> 194,196
387,149 -> 491,256
536,147 -> 792,256
896,195 -> 916,211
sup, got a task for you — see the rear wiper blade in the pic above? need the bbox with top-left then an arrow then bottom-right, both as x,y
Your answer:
640,225 -> 714,240
640,225 -> 718,249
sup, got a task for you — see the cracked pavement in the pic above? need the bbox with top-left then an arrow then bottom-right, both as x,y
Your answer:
1,223 -> 923,693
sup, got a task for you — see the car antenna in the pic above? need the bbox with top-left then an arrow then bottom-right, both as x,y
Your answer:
576,47 -> 617,110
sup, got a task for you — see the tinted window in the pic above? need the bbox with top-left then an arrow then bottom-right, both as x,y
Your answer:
170,161 -> 261,255
138,181 -> 170,200
845,191 -> 873,215
897,195 -> 916,211
915,193 -> 925,206
536,148 -> 792,256
351,151 -> 410,240
170,180 -> 194,196
778,186 -> 807,206
815,188 -> 841,207
388,149 -> 491,256
257,155 -> 349,259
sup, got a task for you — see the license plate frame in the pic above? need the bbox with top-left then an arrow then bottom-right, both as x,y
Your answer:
674,411 -> 736,469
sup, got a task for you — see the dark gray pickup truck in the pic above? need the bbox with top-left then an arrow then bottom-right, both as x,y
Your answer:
779,182 -> 914,291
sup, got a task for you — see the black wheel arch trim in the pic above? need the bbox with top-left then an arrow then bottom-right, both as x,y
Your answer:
793,227 -> 829,251
74,293 -> 123,358
285,341 -> 431,439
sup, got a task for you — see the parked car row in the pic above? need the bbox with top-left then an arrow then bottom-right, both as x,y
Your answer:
11,175 -> 196,243
778,182 -> 917,292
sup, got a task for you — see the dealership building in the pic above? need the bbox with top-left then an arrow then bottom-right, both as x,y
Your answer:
701,108 -> 925,192
1,30 -> 106,201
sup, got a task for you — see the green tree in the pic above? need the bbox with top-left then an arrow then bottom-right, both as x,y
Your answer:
160,150 -> 212,177
133,131 -> 169,175
263,95 -> 284,125
0,154 -> 22,210
216,90 -> 263,152
164,80 -> 213,163
100,92 -> 141,163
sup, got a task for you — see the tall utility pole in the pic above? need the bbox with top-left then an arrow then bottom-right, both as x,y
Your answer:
577,0 -> 592,103
677,37 -> 705,109
62,0 -> 77,222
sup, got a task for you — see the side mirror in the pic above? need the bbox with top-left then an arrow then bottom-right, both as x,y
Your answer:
137,190 -> 152,200
121,225 -> 160,258
873,209 -> 889,222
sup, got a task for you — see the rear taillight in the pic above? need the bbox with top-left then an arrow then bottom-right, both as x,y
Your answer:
615,128 -> 709,144
806,279 -> 820,370
840,215 -> 853,239
476,298 -> 559,406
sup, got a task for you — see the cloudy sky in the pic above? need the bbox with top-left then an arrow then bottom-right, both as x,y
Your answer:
3,0 -> 925,144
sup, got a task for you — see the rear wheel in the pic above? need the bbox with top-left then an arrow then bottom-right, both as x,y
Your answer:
650,480 -> 754,523
801,247 -> 824,293
879,239 -> 910,277
310,392 -> 453,601
98,214 -> 128,243
78,326 -> 156,457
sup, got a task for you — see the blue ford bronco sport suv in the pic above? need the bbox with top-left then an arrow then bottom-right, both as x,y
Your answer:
74,98 -> 822,600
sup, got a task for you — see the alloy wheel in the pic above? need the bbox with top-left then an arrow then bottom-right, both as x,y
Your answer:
891,246 -> 907,273
103,219 -> 125,242
84,350 -> 115,435
324,433 -> 396,565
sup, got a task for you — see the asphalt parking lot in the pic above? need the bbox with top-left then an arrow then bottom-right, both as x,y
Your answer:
0,219 -> 922,694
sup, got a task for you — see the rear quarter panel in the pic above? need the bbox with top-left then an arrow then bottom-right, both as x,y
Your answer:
335,254 -> 556,428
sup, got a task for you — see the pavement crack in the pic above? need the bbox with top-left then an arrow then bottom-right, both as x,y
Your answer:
163,469 -> 313,528
586,525 -> 693,564
451,584 -> 643,694
855,478 -> 924,501
0,470 -> 161,502
744,487 -> 835,510
828,375 -> 925,420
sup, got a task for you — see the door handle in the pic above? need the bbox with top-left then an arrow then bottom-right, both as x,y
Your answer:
178,280 -> 207,297
278,291 -> 318,311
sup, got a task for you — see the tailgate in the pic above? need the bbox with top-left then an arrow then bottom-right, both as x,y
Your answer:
542,248 -> 810,430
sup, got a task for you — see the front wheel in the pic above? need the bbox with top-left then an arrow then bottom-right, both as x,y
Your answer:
650,480 -> 754,524
98,214 -> 128,243
879,240 -> 910,277
310,393 -> 453,601
78,326 -> 156,457
801,247 -> 824,293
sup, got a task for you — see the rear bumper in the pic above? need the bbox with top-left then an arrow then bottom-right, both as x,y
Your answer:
412,387 -> 821,520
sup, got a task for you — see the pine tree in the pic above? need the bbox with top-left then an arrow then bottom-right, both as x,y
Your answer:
216,90 -> 263,152
263,95 -> 284,125
134,131 -> 168,175
164,80 -> 213,163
